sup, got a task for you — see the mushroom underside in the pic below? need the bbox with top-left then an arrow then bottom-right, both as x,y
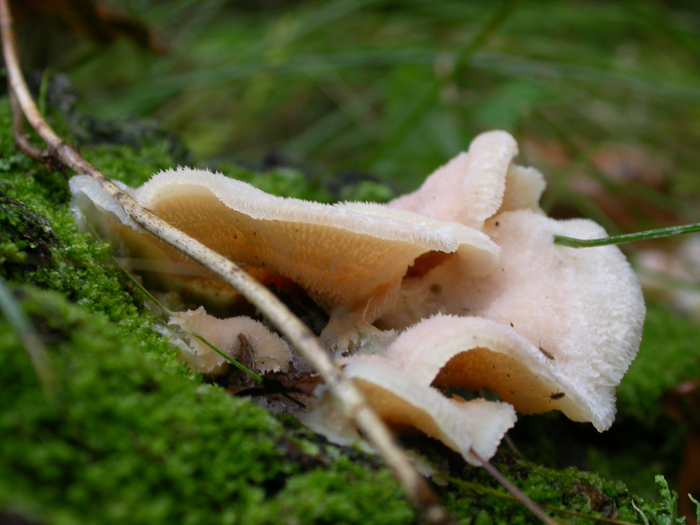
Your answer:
69,173 -> 499,324
301,359 -> 517,465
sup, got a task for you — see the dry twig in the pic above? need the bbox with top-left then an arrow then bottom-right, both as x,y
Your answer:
471,450 -> 559,525
0,1 -> 453,522
9,87 -> 43,162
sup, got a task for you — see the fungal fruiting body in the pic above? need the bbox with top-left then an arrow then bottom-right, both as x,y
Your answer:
69,130 -> 645,465
166,307 -> 292,375
70,171 -> 499,350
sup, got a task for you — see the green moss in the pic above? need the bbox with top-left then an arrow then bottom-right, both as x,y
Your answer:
254,457 -> 414,525
0,285 -> 416,525
82,141 -> 180,188
212,162 -> 396,203
442,455 -> 686,525
0,166 -> 162,337
0,190 -> 58,261
443,454 -> 639,525
0,286 -> 278,524
618,301 -> 700,426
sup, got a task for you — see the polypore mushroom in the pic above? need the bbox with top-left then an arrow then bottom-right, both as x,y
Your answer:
377,196 -> 645,432
388,131 -> 536,227
69,129 -> 645,466
70,171 -> 499,350
301,358 -> 517,466
168,306 -> 292,375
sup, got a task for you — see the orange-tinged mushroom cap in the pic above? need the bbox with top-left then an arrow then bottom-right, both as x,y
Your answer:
70,170 -> 499,322
301,359 -> 517,466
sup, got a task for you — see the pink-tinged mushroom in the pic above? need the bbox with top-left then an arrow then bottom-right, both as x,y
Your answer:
69,129 -> 646,464
167,307 -> 292,375
301,359 -> 517,466
70,171 -> 499,349
389,131 -> 520,228
376,208 -> 645,432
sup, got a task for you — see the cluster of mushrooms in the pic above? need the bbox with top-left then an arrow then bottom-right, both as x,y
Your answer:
70,131 -> 645,466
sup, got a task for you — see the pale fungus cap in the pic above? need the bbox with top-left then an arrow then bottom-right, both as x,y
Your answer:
169,306 -> 292,375
69,171 -> 499,323
499,164 -> 546,214
300,359 -> 517,465
378,210 -> 645,431
374,315 -> 600,429
69,129 -> 646,463
389,131 -> 526,228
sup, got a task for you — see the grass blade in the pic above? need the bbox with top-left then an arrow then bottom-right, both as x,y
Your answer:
0,277 -> 59,404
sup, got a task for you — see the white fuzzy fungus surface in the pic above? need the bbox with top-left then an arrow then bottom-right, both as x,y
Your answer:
169,307 -> 292,375
69,130 -> 646,464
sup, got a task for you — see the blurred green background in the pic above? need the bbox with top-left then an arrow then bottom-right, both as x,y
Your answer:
17,0 -> 700,233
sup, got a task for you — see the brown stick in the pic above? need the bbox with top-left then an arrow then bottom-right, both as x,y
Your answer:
9,87 -> 44,162
0,1 -> 453,522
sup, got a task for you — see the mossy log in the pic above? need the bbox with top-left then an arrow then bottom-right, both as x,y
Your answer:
0,97 -> 693,524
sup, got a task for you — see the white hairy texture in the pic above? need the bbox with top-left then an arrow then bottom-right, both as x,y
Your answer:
388,131 -> 518,228
69,170 -> 499,323
301,359 -> 517,466
169,307 -> 292,375
380,210 -> 645,431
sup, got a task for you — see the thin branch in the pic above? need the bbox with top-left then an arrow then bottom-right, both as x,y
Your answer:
470,450 -> 561,525
554,222 -> 700,248
9,87 -> 44,162
437,472 -> 642,525
0,1 -> 453,522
